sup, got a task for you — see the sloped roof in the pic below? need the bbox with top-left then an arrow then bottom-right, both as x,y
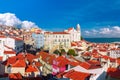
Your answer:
55,56 -> 70,67
63,70 -> 90,80
12,60 -> 26,67
25,65 -> 39,72
9,73 -> 22,80
53,32 -> 69,34
107,68 -> 120,79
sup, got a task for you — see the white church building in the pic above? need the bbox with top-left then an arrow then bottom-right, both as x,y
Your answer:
44,24 -> 81,51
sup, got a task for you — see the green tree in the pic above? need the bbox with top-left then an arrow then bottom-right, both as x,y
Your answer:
61,49 -> 66,53
53,49 -> 61,55
81,36 -> 84,40
67,49 -> 76,56
61,49 -> 66,55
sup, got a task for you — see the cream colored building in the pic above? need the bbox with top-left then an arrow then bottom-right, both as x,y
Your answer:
64,24 -> 81,42
44,24 -> 81,52
44,32 -> 71,52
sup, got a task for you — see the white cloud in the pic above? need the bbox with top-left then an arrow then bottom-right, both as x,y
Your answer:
0,13 -> 38,29
84,26 -> 120,37
99,28 -> 112,34
92,29 -> 98,34
113,26 -> 120,32
0,13 -> 21,27
21,21 -> 38,29
85,31 -> 90,34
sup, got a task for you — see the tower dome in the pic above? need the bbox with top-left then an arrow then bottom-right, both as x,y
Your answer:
76,24 -> 80,32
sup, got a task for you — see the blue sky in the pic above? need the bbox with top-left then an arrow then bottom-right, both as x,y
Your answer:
0,0 -> 120,37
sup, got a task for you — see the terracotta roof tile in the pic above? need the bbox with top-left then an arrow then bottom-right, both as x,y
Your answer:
107,68 -> 120,78
117,59 -> 120,65
34,61 -> 42,67
4,50 -> 16,54
53,32 -> 69,34
71,42 -> 77,46
9,73 -> 22,80
83,52 -> 91,56
0,35 -> 6,38
55,56 -> 70,67
0,56 -> 3,61
56,72 -> 67,78
68,61 -> 80,66
2,56 -> 17,66
64,70 -> 90,80
68,28 -> 73,31
12,60 -> 26,67
25,65 -> 39,72
38,51 -> 55,65
80,62 -> 91,69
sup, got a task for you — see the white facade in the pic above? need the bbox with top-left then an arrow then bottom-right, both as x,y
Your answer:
44,24 -> 81,51
64,24 -> 81,42
44,32 -> 71,52
109,50 -> 120,58
0,37 -> 24,61
44,32 -> 53,50
52,32 -> 71,48
5,37 -> 24,54
69,65 -> 107,80
0,37 -> 6,56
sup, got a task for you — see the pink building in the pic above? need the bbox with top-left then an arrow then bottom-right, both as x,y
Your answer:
52,56 -> 69,75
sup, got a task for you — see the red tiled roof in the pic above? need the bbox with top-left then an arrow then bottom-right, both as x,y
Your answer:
25,53 -> 36,62
107,68 -> 120,79
56,72 -> 67,78
25,65 -> 39,72
71,42 -> 77,46
0,56 -> 3,61
2,56 -> 17,66
55,56 -> 70,67
9,73 -> 22,80
0,35 -> 6,38
16,53 -> 25,60
92,49 -> 98,54
83,52 -> 91,56
37,51 -> 55,65
109,57 -> 116,62
4,50 -> 16,54
68,28 -> 73,31
17,53 -> 36,62
80,62 -> 91,69
87,60 -> 101,69
44,31 -> 52,34
12,60 -> 26,67
102,55 -> 116,62
64,70 -> 90,80
11,37 -> 23,41
99,48 -> 107,52
68,61 -> 80,66
102,55 -> 109,60
53,32 -> 69,34
87,60 -> 101,65
34,61 -> 42,67
117,59 -> 120,65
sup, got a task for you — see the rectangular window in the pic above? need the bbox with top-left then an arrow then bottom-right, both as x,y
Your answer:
0,40 -> 1,43
55,39 -> 57,42
59,39 -> 60,42
64,39 -> 66,42
67,39 -> 69,42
